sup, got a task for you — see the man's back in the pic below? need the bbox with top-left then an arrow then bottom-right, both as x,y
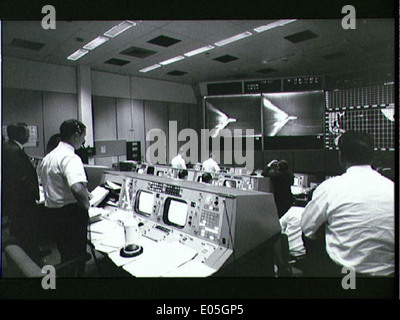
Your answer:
2,140 -> 39,203
171,154 -> 186,169
202,158 -> 220,172
301,165 -> 394,276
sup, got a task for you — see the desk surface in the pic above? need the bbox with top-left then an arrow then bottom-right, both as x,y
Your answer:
88,206 -> 229,277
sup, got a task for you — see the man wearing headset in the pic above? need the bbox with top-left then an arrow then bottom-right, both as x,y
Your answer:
38,119 -> 90,276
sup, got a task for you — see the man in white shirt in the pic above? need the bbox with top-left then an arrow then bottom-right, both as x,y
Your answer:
38,119 -> 90,276
171,147 -> 187,169
202,152 -> 220,173
280,206 -> 306,259
301,130 -> 394,277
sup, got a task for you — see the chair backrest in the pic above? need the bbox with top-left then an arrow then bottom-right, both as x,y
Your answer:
4,244 -> 43,277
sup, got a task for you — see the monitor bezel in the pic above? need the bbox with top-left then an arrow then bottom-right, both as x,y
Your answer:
134,190 -> 154,217
162,197 -> 188,229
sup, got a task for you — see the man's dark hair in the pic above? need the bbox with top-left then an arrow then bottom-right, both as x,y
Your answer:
201,172 -> 212,183
338,130 -> 374,165
278,160 -> 289,172
7,123 -> 28,141
178,169 -> 188,179
46,133 -> 62,154
60,120 -> 86,140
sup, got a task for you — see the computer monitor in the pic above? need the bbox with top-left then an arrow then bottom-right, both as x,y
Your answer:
134,190 -> 154,217
163,198 -> 188,229
293,176 -> 301,186
294,174 -> 308,187
223,179 -> 237,188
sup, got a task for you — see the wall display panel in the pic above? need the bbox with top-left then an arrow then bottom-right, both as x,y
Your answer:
325,107 -> 395,150
262,91 -> 325,137
205,94 -> 262,138
325,83 -> 395,151
262,91 -> 325,150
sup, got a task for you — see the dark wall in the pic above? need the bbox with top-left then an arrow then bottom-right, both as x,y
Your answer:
2,88 -> 78,158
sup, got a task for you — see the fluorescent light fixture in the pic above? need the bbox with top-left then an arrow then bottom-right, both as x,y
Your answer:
184,45 -> 215,57
254,19 -> 297,33
214,31 -> 252,47
159,55 -> 185,65
139,64 -> 161,73
83,36 -> 109,50
67,48 -> 89,61
104,20 -> 136,38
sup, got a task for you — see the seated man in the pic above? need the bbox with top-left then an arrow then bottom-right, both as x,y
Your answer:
280,206 -> 306,259
301,130 -> 394,277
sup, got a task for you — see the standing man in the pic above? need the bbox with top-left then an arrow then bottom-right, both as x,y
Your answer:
263,159 -> 294,218
38,119 -> 90,276
2,123 -> 40,255
301,130 -> 394,277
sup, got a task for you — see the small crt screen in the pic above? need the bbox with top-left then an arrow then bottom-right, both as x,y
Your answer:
223,180 -> 237,188
135,190 -> 154,216
163,198 -> 188,228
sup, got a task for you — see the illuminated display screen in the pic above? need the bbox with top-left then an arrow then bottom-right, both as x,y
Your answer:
163,198 -> 188,228
223,180 -> 237,188
262,91 -> 324,137
135,191 -> 154,216
205,95 -> 262,138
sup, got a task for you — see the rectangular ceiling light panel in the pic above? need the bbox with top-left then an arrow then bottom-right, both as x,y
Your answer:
104,20 -> 136,38
184,45 -> 215,57
83,36 -> 109,50
67,48 -> 89,60
214,31 -> 252,47
139,64 -> 162,73
159,55 -> 185,65
254,19 -> 297,33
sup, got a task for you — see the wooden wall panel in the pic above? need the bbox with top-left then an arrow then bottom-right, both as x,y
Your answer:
92,96 -> 117,141
42,92 -> 78,151
131,99 -> 145,161
144,100 -> 168,164
2,88 -> 44,157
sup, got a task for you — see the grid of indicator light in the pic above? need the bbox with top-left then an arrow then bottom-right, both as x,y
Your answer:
324,83 -> 395,151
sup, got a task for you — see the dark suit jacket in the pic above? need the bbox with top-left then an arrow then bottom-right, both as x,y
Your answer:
263,166 -> 294,218
2,140 -> 40,237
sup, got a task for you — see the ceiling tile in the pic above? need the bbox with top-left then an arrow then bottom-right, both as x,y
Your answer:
284,30 -> 319,43
147,35 -> 182,47
104,58 -> 131,66
213,55 -> 239,63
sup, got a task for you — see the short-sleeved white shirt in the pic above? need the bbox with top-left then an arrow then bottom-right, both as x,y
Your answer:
171,154 -> 186,169
301,165 -> 394,276
38,141 -> 87,208
202,158 -> 220,172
